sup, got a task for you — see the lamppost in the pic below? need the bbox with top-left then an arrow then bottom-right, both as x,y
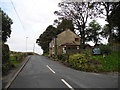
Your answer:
26,37 -> 28,53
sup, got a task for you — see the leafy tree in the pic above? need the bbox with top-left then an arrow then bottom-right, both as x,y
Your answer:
37,19 -> 75,54
94,2 -> 119,44
1,8 -> 13,43
57,19 -> 74,33
101,24 -> 109,39
110,2 -> 120,43
54,2 -> 96,49
86,20 -> 102,45
99,45 -> 112,55
1,9 -> 13,75
36,25 -> 57,54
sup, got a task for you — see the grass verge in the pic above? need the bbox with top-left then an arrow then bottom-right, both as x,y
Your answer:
50,51 -> 120,73
91,51 -> 120,72
10,55 -> 21,67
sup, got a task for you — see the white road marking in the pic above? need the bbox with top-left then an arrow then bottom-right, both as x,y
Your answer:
61,79 -> 75,90
46,65 -> 55,74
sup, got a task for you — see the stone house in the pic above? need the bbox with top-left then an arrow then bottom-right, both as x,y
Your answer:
49,29 -> 80,56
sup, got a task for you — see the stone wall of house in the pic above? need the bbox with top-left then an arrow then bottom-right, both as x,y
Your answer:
49,29 -> 81,56
49,39 -> 55,56
57,46 -> 63,55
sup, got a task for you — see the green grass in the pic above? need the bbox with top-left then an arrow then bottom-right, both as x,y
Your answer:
10,55 -> 21,67
10,56 -> 16,60
43,53 -> 49,56
91,51 -> 120,72
54,51 -> 120,72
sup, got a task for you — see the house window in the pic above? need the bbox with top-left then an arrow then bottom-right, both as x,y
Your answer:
75,38 -> 79,41
64,47 -> 66,50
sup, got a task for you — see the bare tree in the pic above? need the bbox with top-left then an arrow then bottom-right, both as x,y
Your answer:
54,2 -> 95,49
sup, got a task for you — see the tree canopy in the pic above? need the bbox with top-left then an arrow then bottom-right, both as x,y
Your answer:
37,1 -> 120,54
57,19 -> 74,33
86,20 -> 102,45
94,2 -> 120,44
1,8 -> 13,43
36,19 -> 74,54
54,2 -> 96,49
36,25 -> 57,53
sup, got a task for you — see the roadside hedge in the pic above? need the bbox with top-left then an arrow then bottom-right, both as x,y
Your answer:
2,44 -> 11,75
99,45 -> 112,55
67,54 -> 102,72
57,54 -> 69,62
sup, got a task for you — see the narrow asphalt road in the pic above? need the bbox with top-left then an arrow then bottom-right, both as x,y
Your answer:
9,55 -> 118,89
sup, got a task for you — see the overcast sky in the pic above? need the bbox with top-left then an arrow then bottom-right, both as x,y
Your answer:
1,0 -> 108,55
1,0 -> 60,55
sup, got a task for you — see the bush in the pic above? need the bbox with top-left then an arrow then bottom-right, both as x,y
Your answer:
27,52 -> 34,55
99,45 -> 112,55
83,50 -> 91,59
15,53 -> 27,61
68,54 -> 87,70
2,44 -> 11,75
43,52 -> 49,56
57,54 -> 69,62
67,54 -> 102,71
2,44 -> 10,64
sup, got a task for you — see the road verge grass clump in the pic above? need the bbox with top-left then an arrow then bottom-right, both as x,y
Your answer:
10,52 -> 29,68
10,55 -> 20,68
3,51 -> 30,75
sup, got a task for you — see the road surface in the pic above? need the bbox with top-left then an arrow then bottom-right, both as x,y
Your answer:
9,55 -> 118,89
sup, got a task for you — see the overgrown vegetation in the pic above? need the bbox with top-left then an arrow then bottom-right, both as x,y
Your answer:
42,52 -> 49,57
10,55 -> 21,68
57,54 -> 69,62
91,51 -> 120,72
2,51 -> 34,75
10,53 -> 27,68
37,2 -> 120,55
36,19 -> 74,54
2,44 -> 11,74
99,45 -> 112,55
51,50 -> 119,72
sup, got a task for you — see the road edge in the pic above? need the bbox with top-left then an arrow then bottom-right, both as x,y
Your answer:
4,55 -> 32,89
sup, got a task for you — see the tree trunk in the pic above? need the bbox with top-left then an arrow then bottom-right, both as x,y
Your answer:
107,18 -> 113,46
79,23 -> 86,53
